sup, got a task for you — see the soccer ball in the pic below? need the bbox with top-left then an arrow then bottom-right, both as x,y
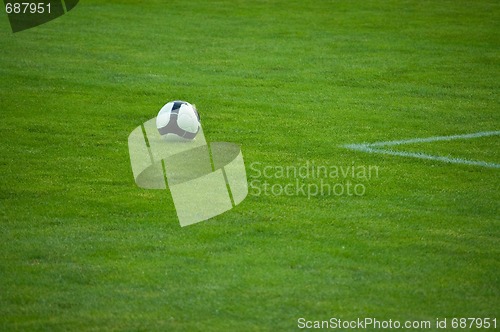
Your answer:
156,100 -> 201,140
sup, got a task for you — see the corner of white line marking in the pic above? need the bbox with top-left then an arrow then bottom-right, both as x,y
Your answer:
341,131 -> 500,169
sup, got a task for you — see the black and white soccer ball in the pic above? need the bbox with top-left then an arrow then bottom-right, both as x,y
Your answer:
156,100 -> 200,140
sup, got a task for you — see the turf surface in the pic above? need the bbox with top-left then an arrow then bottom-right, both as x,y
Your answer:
0,0 -> 499,330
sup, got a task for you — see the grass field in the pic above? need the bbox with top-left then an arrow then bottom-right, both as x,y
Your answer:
1,0 -> 499,330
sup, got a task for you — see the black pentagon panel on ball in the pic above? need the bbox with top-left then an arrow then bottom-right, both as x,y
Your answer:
171,101 -> 188,114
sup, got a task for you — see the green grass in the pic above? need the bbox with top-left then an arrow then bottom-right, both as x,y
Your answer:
1,0 -> 499,330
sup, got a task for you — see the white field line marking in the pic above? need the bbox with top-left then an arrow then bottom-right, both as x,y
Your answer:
343,131 -> 500,169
